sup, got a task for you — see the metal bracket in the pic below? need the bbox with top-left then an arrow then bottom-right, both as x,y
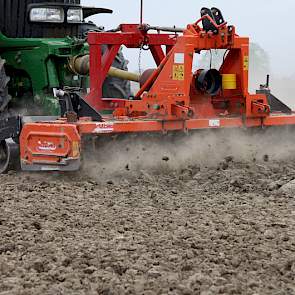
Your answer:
0,115 -> 21,142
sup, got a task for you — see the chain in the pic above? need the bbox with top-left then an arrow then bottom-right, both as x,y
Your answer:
138,42 -> 144,75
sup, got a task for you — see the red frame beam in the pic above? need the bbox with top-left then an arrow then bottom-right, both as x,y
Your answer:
86,24 -> 178,111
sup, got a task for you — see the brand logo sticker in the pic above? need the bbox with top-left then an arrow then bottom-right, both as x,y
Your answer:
37,141 -> 57,152
93,122 -> 114,134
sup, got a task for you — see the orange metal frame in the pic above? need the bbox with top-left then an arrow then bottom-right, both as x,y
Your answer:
19,16 -> 295,170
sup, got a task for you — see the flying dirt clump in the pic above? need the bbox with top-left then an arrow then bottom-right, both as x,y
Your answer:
0,143 -> 295,294
82,127 -> 295,181
1,127 -> 295,295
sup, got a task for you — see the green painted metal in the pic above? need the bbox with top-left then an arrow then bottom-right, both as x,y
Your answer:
0,33 -> 89,115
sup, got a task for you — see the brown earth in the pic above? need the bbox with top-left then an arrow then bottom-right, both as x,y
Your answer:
0,129 -> 295,295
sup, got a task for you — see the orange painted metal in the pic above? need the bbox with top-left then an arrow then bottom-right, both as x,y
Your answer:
263,114 -> 295,126
19,16 -> 295,171
92,18 -> 269,122
20,122 -> 81,169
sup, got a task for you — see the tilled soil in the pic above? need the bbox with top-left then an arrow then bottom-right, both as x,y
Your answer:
1,155 -> 295,295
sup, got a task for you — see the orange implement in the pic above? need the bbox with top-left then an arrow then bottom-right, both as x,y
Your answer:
18,8 -> 295,171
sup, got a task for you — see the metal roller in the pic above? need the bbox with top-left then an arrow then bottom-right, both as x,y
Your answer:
196,69 -> 222,96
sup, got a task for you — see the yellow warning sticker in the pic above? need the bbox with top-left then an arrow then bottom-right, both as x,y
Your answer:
243,56 -> 249,71
173,64 -> 185,80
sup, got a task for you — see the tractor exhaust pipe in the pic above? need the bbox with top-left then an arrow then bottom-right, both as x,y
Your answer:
69,55 -> 141,83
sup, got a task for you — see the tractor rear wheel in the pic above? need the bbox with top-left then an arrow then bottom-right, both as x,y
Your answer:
0,58 -> 11,112
0,58 -> 20,173
0,139 -> 19,174
102,48 -> 132,99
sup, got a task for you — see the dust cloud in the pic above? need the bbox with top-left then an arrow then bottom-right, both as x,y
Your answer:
83,127 -> 295,181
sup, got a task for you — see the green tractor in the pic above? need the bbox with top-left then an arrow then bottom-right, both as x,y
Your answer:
0,0 -> 131,116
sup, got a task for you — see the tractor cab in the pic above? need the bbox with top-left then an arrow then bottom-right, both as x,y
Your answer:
0,0 -> 112,39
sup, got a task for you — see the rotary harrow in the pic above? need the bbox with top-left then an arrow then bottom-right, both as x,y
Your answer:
0,7 -> 293,173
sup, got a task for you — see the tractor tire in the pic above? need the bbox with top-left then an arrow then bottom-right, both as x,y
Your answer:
0,58 -> 11,112
82,26 -> 132,99
0,58 -> 20,174
102,47 -> 132,99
